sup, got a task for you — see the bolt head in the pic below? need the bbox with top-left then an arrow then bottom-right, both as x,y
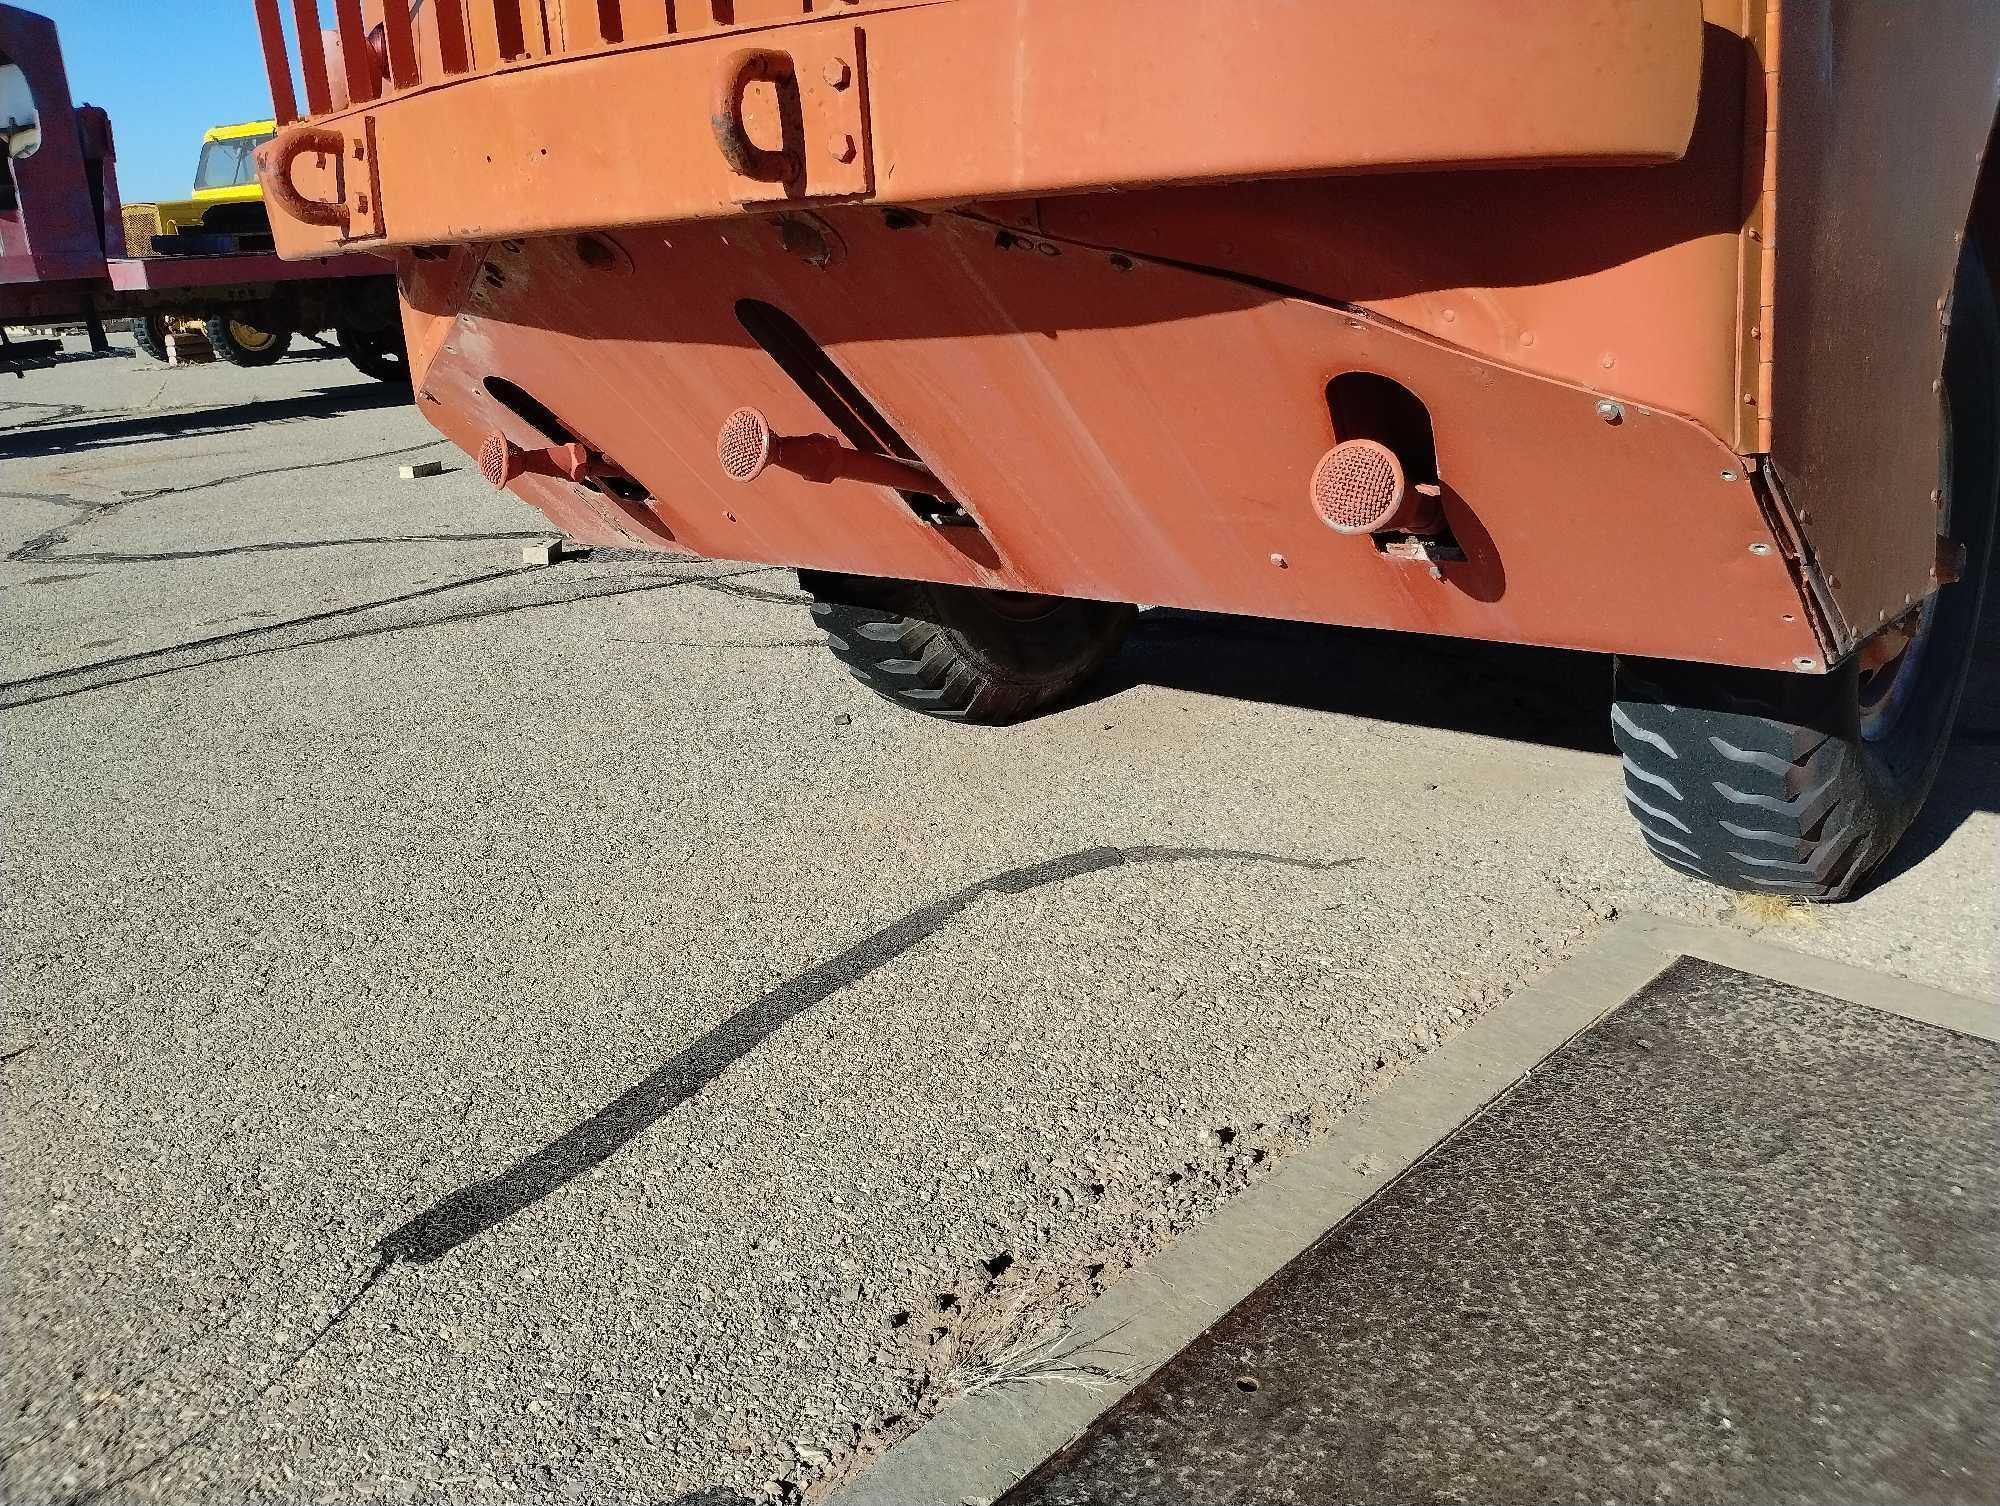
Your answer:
824,57 -> 852,88
828,132 -> 858,164
1270,553 -> 1289,569
1594,398 -> 1625,425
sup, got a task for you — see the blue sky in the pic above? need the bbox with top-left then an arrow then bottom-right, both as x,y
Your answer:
40,1 -> 313,201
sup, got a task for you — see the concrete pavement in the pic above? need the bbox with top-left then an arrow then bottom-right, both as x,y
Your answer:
3,341 -> 1994,1504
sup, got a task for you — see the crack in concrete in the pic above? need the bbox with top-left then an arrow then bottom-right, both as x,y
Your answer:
47,1260 -> 392,1506
18,528 -> 548,567
5,440 -> 452,566
0,400 -> 88,426
0,565 -> 780,710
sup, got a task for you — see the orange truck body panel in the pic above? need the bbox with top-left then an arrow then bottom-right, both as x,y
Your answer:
251,0 -> 2000,674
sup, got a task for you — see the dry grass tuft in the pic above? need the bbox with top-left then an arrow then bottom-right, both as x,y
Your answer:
1730,891 -> 1820,929
951,1325 -> 1139,1400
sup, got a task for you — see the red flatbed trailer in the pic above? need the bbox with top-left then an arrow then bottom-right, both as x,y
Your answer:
0,6 -> 403,378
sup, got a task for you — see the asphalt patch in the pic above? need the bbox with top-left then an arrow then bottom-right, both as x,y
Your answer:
1005,956 -> 2000,1505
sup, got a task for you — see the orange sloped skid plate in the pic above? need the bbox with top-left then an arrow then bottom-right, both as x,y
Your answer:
403,211 -> 1821,672
256,0 -> 1704,254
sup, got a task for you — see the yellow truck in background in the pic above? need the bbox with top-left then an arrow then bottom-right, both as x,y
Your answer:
120,118 -> 299,365
132,118 -> 276,242
120,119 -> 278,254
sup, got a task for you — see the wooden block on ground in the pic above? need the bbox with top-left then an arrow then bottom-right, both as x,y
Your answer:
164,329 -> 213,367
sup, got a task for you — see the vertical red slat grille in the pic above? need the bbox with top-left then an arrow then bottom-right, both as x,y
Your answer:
492,0 -> 528,60
333,0 -> 381,102
254,0 -> 824,123
290,0 -> 334,113
433,0 -> 472,71
252,0 -> 299,121
383,0 -> 421,87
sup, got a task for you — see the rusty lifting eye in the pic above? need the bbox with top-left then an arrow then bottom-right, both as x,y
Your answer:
710,48 -> 803,185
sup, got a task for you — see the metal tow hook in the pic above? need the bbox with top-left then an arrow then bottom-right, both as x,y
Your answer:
715,407 -> 947,497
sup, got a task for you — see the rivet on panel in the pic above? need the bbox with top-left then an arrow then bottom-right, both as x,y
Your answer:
1441,309 -> 1456,324
1520,332 -> 1536,348
1270,553 -> 1289,569
1749,542 -> 1771,556
1720,469 -> 1738,481
1794,657 -> 1817,671
1600,354 -> 1616,370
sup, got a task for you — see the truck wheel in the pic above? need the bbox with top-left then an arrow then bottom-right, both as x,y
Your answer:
337,322 -> 409,385
204,316 -> 292,367
129,314 -> 168,363
800,571 -> 1137,724
1612,239 -> 1996,900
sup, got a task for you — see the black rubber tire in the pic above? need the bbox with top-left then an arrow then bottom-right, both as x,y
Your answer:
336,322 -> 409,385
204,314 -> 292,367
1612,239 -> 1998,900
128,314 -> 168,363
800,571 -> 1137,724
